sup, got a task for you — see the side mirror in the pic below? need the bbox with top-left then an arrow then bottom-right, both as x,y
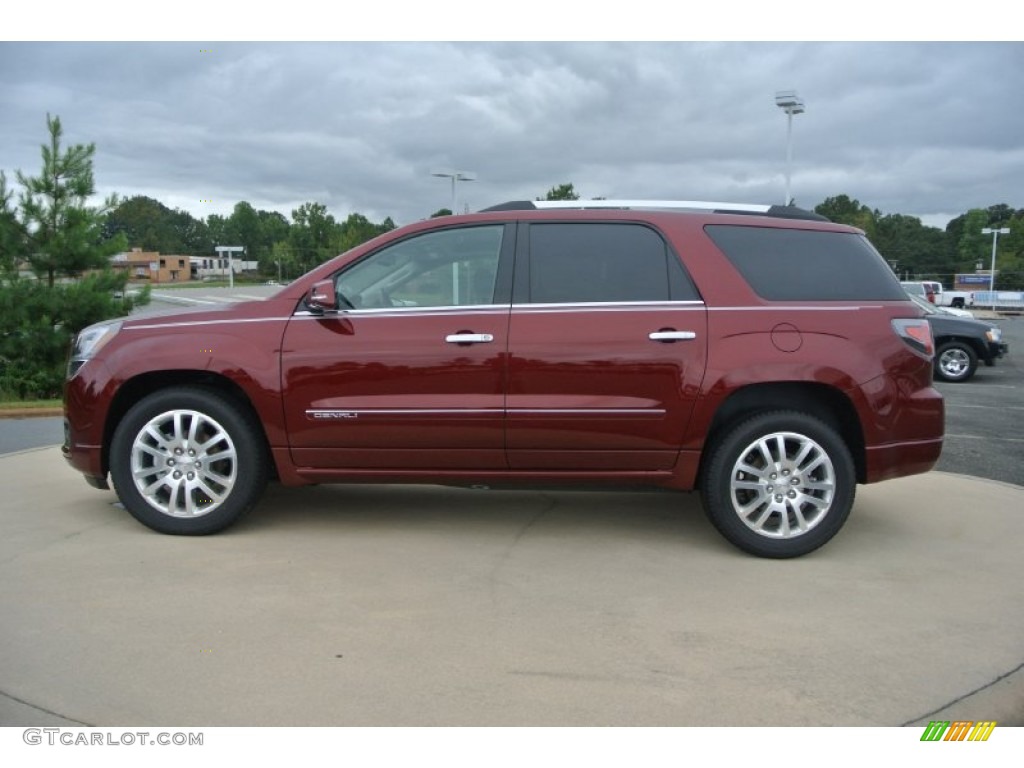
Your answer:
307,279 -> 337,313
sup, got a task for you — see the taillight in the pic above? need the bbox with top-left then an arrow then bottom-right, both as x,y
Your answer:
892,318 -> 934,358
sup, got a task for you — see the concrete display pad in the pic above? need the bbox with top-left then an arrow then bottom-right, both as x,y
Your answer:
1,446 -> 1021,726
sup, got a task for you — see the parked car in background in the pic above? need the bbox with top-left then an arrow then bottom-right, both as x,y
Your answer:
901,281 -> 934,303
931,283 -> 975,309
906,293 -> 1008,382
914,296 -> 974,319
63,199 -> 945,558
901,280 -> 975,309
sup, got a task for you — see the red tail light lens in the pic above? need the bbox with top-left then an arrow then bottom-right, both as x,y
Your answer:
892,318 -> 934,357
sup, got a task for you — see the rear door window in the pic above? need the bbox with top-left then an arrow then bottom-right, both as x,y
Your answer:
523,223 -> 699,303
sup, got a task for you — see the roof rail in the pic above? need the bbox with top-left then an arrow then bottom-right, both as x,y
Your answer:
534,199 -> 771,213
478,200 -> 829,221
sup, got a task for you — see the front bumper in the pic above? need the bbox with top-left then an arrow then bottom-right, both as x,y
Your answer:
989,341 -> 1009,360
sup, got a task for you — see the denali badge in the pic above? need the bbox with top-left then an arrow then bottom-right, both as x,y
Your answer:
307,410 -> 358,420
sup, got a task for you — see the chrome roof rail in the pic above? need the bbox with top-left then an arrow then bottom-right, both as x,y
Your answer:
532,199 -> 772,213
478,200 -> 829,221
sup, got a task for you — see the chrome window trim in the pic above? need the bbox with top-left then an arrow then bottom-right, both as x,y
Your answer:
292,304 -> 511,319
126,317 -> 291,330
513,301 -> 705,314
293,300 -> 705,319
706,305 -> 884,312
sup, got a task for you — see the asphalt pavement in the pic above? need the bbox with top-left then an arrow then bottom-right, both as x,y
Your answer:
0,417 -> 62,455
934,315 -> 1023,486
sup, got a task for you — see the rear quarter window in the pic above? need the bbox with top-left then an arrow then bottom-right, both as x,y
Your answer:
705,225 -> 906,301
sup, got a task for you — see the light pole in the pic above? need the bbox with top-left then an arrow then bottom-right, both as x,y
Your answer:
775,90 -> 805,206
432,170 -> 476,214
981,227 -> 1010,311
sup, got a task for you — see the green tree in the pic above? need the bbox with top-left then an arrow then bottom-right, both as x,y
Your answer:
814,195 -> 876,238
105,195 -> 212,256
206,213 -> 228,248
1,114 -> 147,399
540,183 -> 580,201
256,210 -> 290,275
336,213 -> 395,254
268,240 -> 300,282
955,209 -> 991,270
104,195 -> 175,252
0,172 -> 27,276
289,202 -> 338,273
988,214 -> 1024,290
872,213 -> 950,279
430,208 -> 453,218
223,201 -> 261,263
16,114 -> 126,287
170,208 -> 212,255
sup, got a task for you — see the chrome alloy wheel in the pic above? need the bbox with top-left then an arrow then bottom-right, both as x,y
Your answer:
939,347 -> 970,378
728,431 -> 836,539
129,409 -> 238,518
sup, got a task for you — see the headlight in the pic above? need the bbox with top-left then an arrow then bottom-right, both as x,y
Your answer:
985,327 -> 1002,343
67,320 -> 123,378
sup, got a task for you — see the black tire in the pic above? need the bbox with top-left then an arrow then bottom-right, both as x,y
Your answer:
109,387 -> 269,535
700,411 -> 856,558
934,341 -> 978,383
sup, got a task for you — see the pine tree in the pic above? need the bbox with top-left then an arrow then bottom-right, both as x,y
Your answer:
16,114 -> 125,287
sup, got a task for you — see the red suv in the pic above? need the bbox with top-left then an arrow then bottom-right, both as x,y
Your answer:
63,200 -> 944,557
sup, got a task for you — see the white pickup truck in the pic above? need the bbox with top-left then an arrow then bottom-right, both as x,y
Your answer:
901,281 -> 975,309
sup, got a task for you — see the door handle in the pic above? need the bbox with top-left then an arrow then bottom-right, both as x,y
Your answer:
445,333 -> 494,344
648,330 -> 696,342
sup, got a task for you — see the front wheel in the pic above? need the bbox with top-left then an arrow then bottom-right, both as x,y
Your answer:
700,411 -> 856,558
935,341 -> 978,382
109,387 -> 269,535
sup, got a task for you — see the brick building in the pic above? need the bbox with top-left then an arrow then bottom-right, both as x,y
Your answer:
111,249 -> 191,283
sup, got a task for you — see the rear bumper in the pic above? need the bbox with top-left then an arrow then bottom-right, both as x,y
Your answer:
865,437 -> 944,483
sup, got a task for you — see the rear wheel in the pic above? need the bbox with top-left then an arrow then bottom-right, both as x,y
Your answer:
935,341 -> 977,382
700,411 -> 855,558
109,387 -> 269,535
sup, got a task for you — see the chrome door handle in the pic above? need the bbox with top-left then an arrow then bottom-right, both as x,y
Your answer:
445,333 -> 494,344
649,330 -> 696,342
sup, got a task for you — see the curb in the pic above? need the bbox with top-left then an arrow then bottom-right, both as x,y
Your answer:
0,408 -> 63,419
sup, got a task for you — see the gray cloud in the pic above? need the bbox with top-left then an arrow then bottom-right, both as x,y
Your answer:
1,41 -> 1021,229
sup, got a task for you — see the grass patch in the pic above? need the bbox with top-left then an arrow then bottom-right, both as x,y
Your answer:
0,398 -> 63,410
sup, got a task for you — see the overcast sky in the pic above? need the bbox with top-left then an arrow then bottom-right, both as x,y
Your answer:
1,40 -> 1021,230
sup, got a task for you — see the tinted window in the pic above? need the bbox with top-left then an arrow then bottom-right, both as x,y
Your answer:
336,226 -> 503,309
705,225 -> 907,301
527,223 -> 696,303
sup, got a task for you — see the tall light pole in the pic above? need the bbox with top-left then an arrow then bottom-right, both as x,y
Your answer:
432,170 -> 476,214
981,227 -> 1010,311
775,90 -> 805,206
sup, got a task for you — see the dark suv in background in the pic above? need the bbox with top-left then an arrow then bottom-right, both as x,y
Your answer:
64,200 -> 944,558
905,293 -> 1008,382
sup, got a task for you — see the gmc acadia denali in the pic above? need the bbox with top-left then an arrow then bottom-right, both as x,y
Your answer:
63,200 -> 944,557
